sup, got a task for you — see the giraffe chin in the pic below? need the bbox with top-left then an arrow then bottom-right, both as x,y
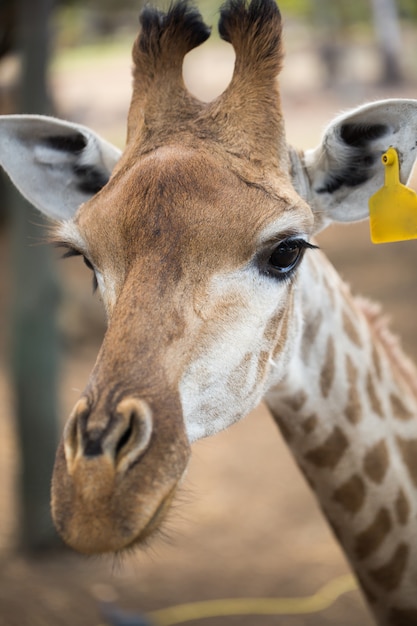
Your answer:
130,486 -> 178,546
52,469 -> 181,555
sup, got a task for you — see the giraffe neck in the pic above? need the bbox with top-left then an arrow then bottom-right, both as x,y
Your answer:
265,249 -> 417,626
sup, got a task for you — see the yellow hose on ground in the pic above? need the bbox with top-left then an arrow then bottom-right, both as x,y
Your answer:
149,573 -> 357,625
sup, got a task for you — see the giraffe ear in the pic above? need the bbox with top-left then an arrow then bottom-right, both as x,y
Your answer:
0,115 -> 121,221
300,99 -> 417,233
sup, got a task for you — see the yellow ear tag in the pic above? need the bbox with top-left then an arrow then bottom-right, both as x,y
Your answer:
369,147 -> 417,244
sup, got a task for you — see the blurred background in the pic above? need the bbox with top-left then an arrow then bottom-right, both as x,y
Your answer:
0,0 -> 416,624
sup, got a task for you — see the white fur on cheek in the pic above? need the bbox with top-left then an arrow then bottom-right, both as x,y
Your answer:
179,268 -> 293,443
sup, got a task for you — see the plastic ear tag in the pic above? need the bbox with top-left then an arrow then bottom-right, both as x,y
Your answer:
369,147 -> 417,244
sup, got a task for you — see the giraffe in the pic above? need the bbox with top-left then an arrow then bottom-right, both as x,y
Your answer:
1,1 -> 417,624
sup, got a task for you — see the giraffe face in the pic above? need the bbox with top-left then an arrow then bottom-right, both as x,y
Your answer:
48,141 -> 313,554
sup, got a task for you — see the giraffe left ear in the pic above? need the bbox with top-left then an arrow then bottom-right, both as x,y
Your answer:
0,114 -> 121,221
299,99 -> 417,233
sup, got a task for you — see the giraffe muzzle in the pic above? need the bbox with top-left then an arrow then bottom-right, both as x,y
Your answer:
51,388 -> 190,554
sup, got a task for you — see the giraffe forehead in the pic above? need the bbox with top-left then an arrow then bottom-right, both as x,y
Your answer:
74,146 -> 311,271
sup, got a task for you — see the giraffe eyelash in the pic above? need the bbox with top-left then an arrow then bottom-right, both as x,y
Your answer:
55,242 -> 98,294
53,240 -> 84,257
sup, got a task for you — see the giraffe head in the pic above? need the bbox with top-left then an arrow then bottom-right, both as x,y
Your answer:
1,0 -> 416,554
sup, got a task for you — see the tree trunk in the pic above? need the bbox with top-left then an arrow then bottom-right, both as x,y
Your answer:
370,0 -> 404,85
0,0 -> 17,227
10,0 -> 61,551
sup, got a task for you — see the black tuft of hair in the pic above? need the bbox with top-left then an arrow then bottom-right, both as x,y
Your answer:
139,0 -> 211,57
218,0 -> 281,44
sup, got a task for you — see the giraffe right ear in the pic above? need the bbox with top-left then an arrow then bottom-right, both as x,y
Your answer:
299,99 -> 417,233
0,115 -> 121,221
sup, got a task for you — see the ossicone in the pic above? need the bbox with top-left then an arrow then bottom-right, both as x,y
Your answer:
126,1 -> 211,143
219,0 -> 283,74
137,0 -> 211,63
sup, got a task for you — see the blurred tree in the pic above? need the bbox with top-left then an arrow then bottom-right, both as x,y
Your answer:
0,173 -> 8,228
58,0 -> 146,39
0,0 -> 17,227
8,0 -> 61,550
370,0 -> 404,84
0,0 -> 16,57
311,0 -> 345,87
398,0 -> 417,20
310,0 -> 406,87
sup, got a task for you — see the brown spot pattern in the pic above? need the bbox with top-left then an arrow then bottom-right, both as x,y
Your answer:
227,352 -> 252,394
263,309 -> 282,344
366,372 -> 384,418
344,356 -> 362,424
301,310 -> 323,362
258,350 -> 270,370
332,474 -> 366,514
368,542 -> 409,591
354,507 -> 392,560
274,414 -> 292,443
372,343 -> 382,380
323,275 -> 336,308
363,440 -> 389,484
302,414 -> 318,434
390,393 -> 414,421
305,426 -> 348,469
284,389 -> 307,412
320,336 -> 335,398
395,488 -> 410,525
342,308 -> 362,347
396,436 -> 417,487
254,350 -> 271,391
271,302 -> 292,361
388,607 -> 417,626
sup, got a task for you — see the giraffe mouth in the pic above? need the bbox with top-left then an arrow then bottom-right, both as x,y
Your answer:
127,484 -> 179,549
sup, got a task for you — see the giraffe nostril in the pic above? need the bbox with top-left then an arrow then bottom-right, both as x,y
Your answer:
63,396 -> 153,472
115,412 -> 135,456
111,398 -> 153,472
63,396 -> 91,469
84,436 -> 103,457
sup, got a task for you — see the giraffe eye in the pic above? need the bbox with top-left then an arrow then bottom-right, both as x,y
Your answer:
261,238 -> 317,279
269,239 -> 303,271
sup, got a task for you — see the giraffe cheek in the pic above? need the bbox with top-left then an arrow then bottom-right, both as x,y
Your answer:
179,346 -> 279,443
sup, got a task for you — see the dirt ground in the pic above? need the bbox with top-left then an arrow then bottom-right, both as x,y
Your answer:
0,24 -> 417,626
